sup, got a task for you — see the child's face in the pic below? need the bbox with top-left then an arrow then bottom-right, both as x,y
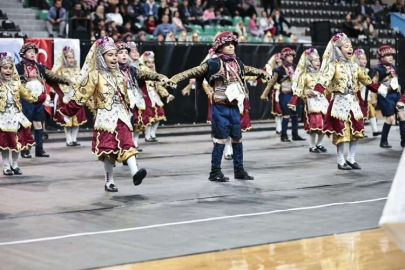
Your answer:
103,49 -> 118,69
0,64 -> 13,80
358,54 -> 367,67
382,55 -> 393,63
340,42 -> 353,60
65,52 -> 76,67
24,49 -> 37,61
130,48 -> 139,61
145,59 -> 155,70
117,49 -> 129,64
285,55 -> 294,64
311,58 -> 320,70
219,42 -> 235,55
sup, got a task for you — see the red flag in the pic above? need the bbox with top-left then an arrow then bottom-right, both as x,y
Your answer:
26,38 -> 53,115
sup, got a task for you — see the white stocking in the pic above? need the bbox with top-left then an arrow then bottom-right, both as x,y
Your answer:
11,151 -> 19,169
1,150 -> 10,170
126,155 -> 139,176
316,133 -> 325,146
151,121 -> 159,138
276,116 -> 282,133
71,126 -> 79,142
310,133 -> 316,148
133,132 -> 140,148
103,159 -> 114,184
145,125 -> 152,140
369,118 -> 378,133
224,137 -> 233,157
64,127 -> 72,144
336,143 -> 345,166
347,141 -> 358,164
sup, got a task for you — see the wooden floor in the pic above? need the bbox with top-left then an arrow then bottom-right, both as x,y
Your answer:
101,229 -> 405,270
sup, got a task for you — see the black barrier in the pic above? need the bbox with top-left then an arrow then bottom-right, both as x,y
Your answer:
45,41 -> 403,130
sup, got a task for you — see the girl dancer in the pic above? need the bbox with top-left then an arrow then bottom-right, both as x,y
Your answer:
288,48 -> 329,153
52,46 -> 87,146
0,52 -> 46,175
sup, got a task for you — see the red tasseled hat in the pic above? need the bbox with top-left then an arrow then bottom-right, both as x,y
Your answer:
281,47 -> 296,59
377,45 -> 396,59
211,32 -> 238,53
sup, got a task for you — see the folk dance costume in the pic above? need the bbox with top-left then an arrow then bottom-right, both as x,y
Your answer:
52,46 -> 87,146
16,42 -> 70,158
313,33 -> 380,170
266,53 -> 283,134
116,43 -> 169,151
288,48 -> 329,153
0,52 -> 46,175
352,49 -> 380,137
396,93 -> 405,147
261,48 -> 305,142
370,45 -> 401,148
59,37 -> 147,192
171,32 -> 269,182
136,51 -> 174,143
128,42 -> 141,69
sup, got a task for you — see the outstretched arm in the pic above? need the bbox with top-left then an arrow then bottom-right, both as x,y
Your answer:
44,67 -> 71,85
260,72 -> 278,100
170,63 -> 208,85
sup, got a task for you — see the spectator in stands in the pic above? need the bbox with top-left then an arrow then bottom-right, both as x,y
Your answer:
355,0 -> 371,19
137,30 -> 147,41
106,0 -> 119,13
128,0 -> 145,24
172,11 -> 190,33
191,0 -> 206,28
145,15 -> 157,34
47,0 -> 67,38
107,20 -> 120,37
95,19 -> 106,34
69,2 -> 86,19
119,0 -> 131,23
259,11 -> 276,36
144,0 -> 158,18
156,33 -> 165,42
158,0 -> 172,23
179,0 -> 204,28
92,4 -> 105,27
272,9 -> 291,37
363,15 -> 377,37
106,6 -> 124,26
123,32 -> 134,42
234,2 -> 245,17
342,13 -> 362,38
216,7 -> 233,26
165,31 -> 176,41
153,14 -> 176,37
121,21 -> 133,35
235,20 -> 247,36
158,6 -> 172,24
170,1 -> 179,14
203,5 -> 217,25
81,0 -> 95,16
243,0 -> 257,18
249,13 -> 264,37
390,0 -> 405,13
372,0 -> 384,15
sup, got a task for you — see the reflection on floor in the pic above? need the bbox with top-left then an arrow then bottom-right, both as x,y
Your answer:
101,229 -> 405,270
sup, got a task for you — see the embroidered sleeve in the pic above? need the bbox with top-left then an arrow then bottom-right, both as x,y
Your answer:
18,80 -> 39,103
245,66 -> 267,79
71,70 -> 98,106
44,67 -> 70,85
261,71 -> 278,98
294,73 -> 306,98
155,82 -> 169,97
318,62 -> 336,88
137,69 -> 167,81
170,63 -> 208,84
357,65 -> 372,86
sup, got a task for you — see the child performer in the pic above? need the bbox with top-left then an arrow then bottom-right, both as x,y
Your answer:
261,47 -> 306,142
52,46 -> 87,146
170,32 -> 270,182
288,48 -> 329,153
312,33 -> 382,170
0,52 -> 46,175
59,37 -> 151,192
370,45 -> 401,148
352,48 -> 380,137
266,53 -> 283,134
16,42 -> 71,158
128,42 -> 141,68
396,93 -> 405,148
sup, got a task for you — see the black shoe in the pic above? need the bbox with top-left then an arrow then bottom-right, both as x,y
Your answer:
309,147 -> 321,153
66,142 -> 75,147
316,145 -> 327,152
373,132 -> 381,137
73,141 -> 81,146
145,138 -> 154,142
123,160 -> 128,166
35,150 -> 50,157
337,163 -> 352,170
276,131 -> 281,134
137,147 -> 143,152
133,168 -> 147,186
105,183 -> 118,192
11,167 -> 22,175
21,151 -> 32,158
209,168 -> 230,182
224,154 -> 233,160
49,34 -> 54,38
281,135 -> 291,142
380,141 -> 392,148
151,137 -> 158,142
292,135 -> 306,141
346,160 -> 361,170
234,169 -> 254,180
3,168 -> 14,175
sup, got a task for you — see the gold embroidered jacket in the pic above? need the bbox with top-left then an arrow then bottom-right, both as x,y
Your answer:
0,76 -> 40,112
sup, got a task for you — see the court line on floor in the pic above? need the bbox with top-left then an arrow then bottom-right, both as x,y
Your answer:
0,197 -> 386,247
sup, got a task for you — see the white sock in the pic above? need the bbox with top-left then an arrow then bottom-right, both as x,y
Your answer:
103,159 -> 114,184
71,126 -> 79,142
316,133 -> 325,146
276,116 -> 282,133
224,137 -> 233,157
337,143 -> 345,166
126,155 -> 139,176
1,150 -> 10,170
11,151 -> 19,169
133,132 -> 140,148
64,127 -> 72,144
151,121 -> 159,138
145,126 -> 152,140
310,133 -> 316,148
369,118 -> 378,133
347,141 -> 358,164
